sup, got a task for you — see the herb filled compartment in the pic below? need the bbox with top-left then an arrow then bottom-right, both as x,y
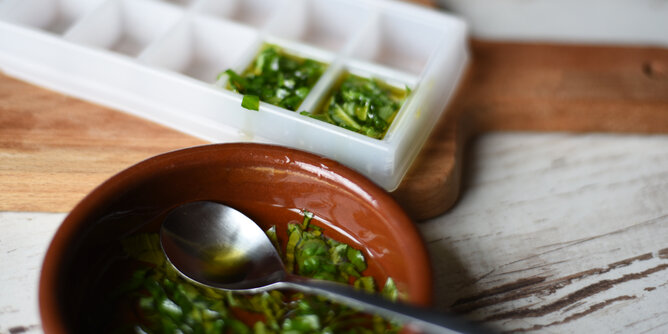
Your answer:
303,71 -> 410,140
222,44 -> 328,112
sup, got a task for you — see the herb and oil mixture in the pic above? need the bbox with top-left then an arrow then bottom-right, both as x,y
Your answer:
223,45 -> 326,112
303,74 -> 409,140
223,44 -> 409,140
112,211 -> 400,333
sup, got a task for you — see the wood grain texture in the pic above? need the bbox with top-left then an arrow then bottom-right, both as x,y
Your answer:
393,41 -> 668,220
0,73 -> 207,212
421,133 -> 668,333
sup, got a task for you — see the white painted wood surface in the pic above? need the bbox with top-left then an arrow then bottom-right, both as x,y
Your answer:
425,133 -> 668,333
0,212 -> 64,334
2,132 -> 668,333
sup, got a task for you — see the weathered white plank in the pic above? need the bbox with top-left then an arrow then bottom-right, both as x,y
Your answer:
423,133 -> 668,333
0,212 -> 64,334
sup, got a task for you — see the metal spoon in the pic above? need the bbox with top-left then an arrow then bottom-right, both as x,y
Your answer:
160,201 -> 491,334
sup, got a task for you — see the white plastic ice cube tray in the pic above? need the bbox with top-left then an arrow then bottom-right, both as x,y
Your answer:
0,0 -> 468,191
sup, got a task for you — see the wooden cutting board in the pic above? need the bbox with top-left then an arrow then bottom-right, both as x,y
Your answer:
2,40 -> 667,220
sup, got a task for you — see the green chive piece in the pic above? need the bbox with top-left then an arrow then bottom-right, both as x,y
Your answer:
241,94 -> 260,111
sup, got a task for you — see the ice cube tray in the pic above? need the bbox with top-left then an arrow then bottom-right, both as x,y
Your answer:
0,0 -> 468,191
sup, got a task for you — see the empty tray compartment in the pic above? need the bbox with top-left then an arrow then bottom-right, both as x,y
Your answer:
64,0 -> 183,57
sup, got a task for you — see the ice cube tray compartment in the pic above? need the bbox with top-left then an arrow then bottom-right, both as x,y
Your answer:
194,0 -> 286,29
64,0 -> 183,57
163,0 -> 195,7
267,0 -> 374,53
0,0 -> 106,35
348,8 -> 446,75
0,0 -> 468,191
139,15 -> 259,83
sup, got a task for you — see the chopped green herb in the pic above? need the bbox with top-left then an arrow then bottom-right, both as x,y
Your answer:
353,276 -> 374,293
382,277 -> 399,302
223,45 -> 326,111
302,73 -> 409,139
113,211 -> 401,333
242,94 -> 260,111
347,246 -> 367,272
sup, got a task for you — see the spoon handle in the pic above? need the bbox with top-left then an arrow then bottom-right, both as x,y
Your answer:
278,275 -> 494,334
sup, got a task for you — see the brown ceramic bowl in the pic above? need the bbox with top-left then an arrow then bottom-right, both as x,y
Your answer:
39,143 -> 431,333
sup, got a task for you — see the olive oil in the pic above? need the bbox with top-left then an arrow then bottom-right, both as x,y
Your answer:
199,245 -> 252,283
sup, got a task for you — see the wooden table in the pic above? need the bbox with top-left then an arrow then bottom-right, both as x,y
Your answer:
2,41 -> 668,333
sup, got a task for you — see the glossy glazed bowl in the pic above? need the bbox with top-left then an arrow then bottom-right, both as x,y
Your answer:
39,143 -> 432,333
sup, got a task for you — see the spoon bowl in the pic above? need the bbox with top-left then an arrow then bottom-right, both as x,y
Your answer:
161,201 -> 286,291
